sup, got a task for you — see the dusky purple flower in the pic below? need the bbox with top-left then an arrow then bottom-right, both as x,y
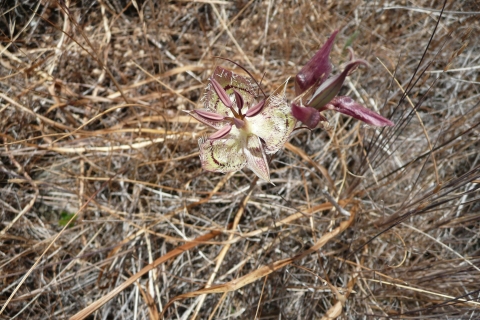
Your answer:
292,30 -> 394,128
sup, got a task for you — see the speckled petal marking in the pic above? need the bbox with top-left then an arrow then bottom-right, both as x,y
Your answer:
249,78 -> 297,154
198,129 -> 246,173
203,66 -> 257,116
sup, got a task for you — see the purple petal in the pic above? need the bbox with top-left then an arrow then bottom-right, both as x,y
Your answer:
209,124 -> 233,140
210,78 -> 233,108
245,99 -> 265,117
323,96 -> 394,127
307,59 -> 368,110
291,103 -> 322,129
295,30 -> 338,96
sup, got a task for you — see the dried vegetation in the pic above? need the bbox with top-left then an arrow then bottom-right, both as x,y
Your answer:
1,0 -> 480,319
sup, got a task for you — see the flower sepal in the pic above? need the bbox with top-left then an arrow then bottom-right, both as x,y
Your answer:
320,96 -> 394,127
291,103 -> 326,129
295,30 -> 338,96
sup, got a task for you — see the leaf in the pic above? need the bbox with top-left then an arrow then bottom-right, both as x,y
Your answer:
59,212 -> 76,227
343,30 -> 359,51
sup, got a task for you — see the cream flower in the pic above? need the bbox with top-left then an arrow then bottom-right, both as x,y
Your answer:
188,67 -> 296,182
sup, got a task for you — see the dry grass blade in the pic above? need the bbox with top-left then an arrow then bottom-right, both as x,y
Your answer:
160,203 -> 357,319
70,228 -> 224,320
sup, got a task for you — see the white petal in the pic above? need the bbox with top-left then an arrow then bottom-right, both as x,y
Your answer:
244,135 -> 271,182
199,129 -> 246,173
249,78 -> 297,154
203,67 -> 256,116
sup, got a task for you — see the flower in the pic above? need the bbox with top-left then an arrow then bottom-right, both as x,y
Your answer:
292,30 -> 394,128
188,66 -> 296,182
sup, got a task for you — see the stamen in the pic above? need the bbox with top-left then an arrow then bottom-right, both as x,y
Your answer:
208,125 -> 232,140
245,100 -> 265,117
194,109 -> 225,121
211,78 -> 233,108
233,89 -> 244,114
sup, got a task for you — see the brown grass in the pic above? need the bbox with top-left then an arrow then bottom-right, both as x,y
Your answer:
1,0 -> 480,319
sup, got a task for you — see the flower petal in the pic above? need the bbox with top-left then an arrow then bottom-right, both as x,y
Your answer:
323,96 -> 394,127
307,59 -> 368,110
295,30 -> 338,96
249,79 -> 297,154
244,135 -> 271,183
199,129 -> 246,173
204,66 -> 256,116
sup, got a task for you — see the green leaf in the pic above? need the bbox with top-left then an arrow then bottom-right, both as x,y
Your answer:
343,30 -> 359,52
59,212 -> 77,227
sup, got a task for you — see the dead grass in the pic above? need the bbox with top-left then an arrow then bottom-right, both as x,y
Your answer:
1,0 -> 480,319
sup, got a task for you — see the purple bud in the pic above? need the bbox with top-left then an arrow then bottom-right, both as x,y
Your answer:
209,124 -> 232,140
322,96 -> 394,127
307,59 -> 368,110
291,103 -> 323,129
211,78 -> 233,108
194,109 -> 225,121
245,100 -> 265,117
233,89 -> 244,112
295,30 -> 338,96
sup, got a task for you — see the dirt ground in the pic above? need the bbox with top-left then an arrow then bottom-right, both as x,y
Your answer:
1,0 -> 480,319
